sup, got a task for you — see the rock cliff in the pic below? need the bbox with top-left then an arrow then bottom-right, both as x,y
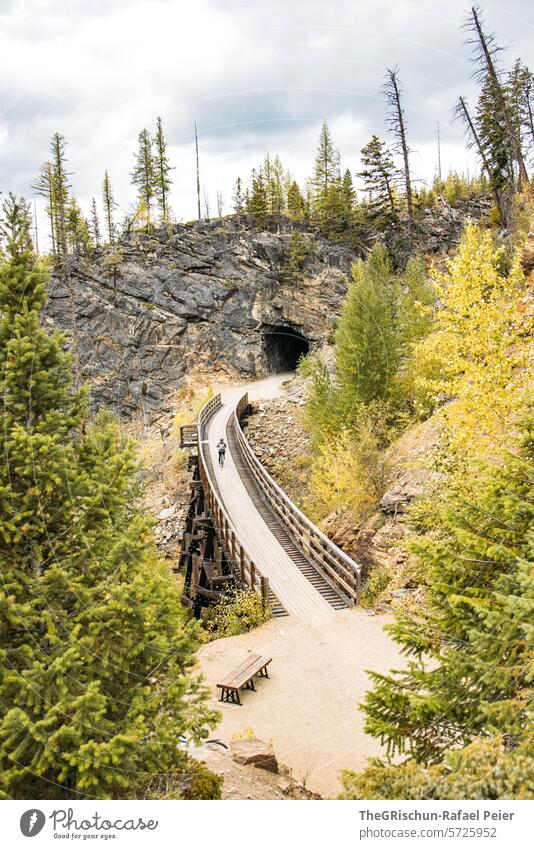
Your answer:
45,218 -> 355,416
45,199 -> 489,417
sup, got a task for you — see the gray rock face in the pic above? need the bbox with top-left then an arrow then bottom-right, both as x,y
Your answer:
45,218 -> 356,416
44,201 -> 489,418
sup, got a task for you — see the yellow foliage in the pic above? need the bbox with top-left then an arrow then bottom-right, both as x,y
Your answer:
306,419 -> 390,523
409,223 -> 528,479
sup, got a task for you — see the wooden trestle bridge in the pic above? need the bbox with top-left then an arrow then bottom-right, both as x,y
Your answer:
179,386 -> 362,620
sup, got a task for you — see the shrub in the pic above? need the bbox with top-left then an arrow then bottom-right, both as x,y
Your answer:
361,565 -> 391,608
205,588 -> 270,639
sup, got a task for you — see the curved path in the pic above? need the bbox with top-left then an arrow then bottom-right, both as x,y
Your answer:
206,377 -> 335,619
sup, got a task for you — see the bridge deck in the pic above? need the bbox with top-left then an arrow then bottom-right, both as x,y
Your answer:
206,388 -> 335,619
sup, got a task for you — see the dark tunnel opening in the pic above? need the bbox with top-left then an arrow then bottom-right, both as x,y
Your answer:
263,325 -> 310,373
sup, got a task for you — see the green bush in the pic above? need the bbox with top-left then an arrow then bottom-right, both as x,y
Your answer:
361,565 -> 391,608
205,588 -> 270,639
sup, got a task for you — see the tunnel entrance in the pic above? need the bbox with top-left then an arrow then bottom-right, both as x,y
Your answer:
263,325 -> 310,373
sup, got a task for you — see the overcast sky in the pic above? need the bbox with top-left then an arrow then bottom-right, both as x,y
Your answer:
0,0 -> 533,235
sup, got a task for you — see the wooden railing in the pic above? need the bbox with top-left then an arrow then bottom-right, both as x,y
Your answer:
197,394 -> 271,609
234,393 -> 362,605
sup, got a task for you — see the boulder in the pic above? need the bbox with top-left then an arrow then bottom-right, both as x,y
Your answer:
380,485 -> 423,514
230,739 -> 279,773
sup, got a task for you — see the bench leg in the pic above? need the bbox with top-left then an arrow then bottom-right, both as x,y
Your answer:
219,687 -> 242,705
244,679 -> 255,691
257,665 -> 269,679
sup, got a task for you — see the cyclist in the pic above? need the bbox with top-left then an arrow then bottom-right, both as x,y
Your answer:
217,438 -> 227,467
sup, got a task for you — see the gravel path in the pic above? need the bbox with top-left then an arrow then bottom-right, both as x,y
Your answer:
198,610 -> 404,798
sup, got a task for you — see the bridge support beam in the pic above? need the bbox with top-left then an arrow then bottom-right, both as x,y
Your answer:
178,455 -> 234,617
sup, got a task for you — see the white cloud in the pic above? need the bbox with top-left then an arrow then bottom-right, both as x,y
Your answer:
0,0 -> 532,242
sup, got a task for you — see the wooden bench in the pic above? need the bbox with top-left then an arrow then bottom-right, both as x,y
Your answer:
217,654 -> 272,705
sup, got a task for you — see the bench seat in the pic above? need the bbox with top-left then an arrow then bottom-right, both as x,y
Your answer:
217,653 -> 272,705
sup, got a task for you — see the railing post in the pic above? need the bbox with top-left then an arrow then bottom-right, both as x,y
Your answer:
239,547 -> 245,584
250,561 -> 256,590
260,576 -> 269,611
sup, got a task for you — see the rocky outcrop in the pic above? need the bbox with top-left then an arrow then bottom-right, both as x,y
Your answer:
45,218 -> 355,416
230,739 -> 279,773
45,199 -> 490,418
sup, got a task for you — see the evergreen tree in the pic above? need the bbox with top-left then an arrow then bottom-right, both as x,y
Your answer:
286,179 -> 307,220
153,116 -> 173,223
340,168 -> 356,230
50,132 -> 70,259
66,197 -> 92,255
33,162 -> 57,259
232,176 -> 245,213
362,416 -> 534,763
358,135 -> 400,223
341,735 -> 534,800
90,197 -> 101,247
265,154 -> 285,216
131,129 -> 155,231
310,120 -> 345,235
464,6 -> 529,186
335,244 -> 398,416
508,59 -> 534,159
0,196 -> 219,798
245,168 -> 268,227
102,171 -> 117,244
281,230 -> 315,284
476,75 -> 515,203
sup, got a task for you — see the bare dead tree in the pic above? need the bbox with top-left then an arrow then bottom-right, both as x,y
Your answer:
384,66 -> 414,223
464,5 -> 529,185
203,187 -> 210,221
436,120 -> 443,184
194,122 -> 201,220
216,188 -> 224,218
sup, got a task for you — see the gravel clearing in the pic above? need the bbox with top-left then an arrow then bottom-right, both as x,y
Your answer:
197,609 -> 405,798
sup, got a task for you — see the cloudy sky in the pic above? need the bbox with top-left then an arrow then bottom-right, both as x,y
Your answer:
0,0 -> 533,235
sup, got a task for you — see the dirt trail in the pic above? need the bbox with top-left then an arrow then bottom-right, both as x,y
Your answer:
197,610 -> 404,798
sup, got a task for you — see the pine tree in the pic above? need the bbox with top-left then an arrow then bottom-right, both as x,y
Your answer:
340,168 -> 356,230
281,230 -> 315,283
310,121 -> 344,235
153,116 -> 173,223
245,168 -> 268,227
66,197 -> 92,255
464,6 -> 529,186
232,177 -> 245,213
265,154 -> 285,216
131,129 -> 155,231
102,171 -> 117,244
361,416 -> 534,764
50,133 -> 70,259
508,59 -> 534,159
33,162 -> 57,259
335,244 -> 398,416
286,179 -> 307,220
476,75 -> 514,204
358,135 -> 400,224
0,196 -> 219,798
90,197 -> 101,247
